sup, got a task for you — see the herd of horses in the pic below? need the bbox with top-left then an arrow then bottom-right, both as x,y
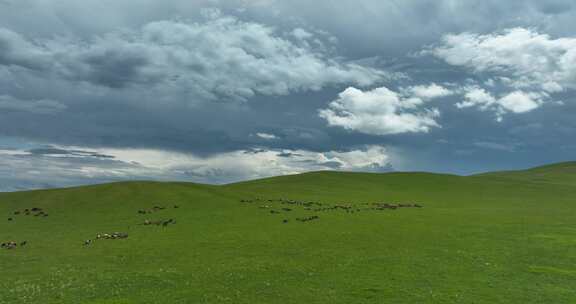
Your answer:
2,207 -> 48,250
2,204 -> 179,249
137,205 -> 179,215
7,207 -> 48,222
241,198 -> 424,223
83,205 -> 180,246
3,198 -> 424,249
142,218 -> 176,227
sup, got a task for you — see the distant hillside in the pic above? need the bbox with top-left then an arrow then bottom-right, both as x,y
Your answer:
1,162 -> 576,303
472,161 -> 576,185
224,171 -> 467,202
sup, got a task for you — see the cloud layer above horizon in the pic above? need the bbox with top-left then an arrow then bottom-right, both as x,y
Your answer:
1,0 -> 576,191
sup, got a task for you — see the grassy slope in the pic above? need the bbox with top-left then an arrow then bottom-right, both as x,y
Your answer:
473,161 -> 576,185
0,167 -> 575,303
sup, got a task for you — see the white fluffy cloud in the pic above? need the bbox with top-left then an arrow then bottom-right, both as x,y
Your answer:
93,145 -> 392,182
497,91 -> 543,113
457,87 -> 544,120
432,28 -> 576,93
431,28 -> 576,118
457,87 -> 496,110
254,132 -> 278,140
406,83 -> 453,100
0,11 -> 385,102
319,86 -> 443,135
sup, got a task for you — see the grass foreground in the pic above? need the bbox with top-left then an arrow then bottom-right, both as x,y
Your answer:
1,163 -> 576,303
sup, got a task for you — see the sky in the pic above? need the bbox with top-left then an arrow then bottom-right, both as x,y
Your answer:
1,0 -> 576,191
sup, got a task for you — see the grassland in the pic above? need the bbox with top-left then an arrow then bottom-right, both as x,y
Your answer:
1,163 -> 576,303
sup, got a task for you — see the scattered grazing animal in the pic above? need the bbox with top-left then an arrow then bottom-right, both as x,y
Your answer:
91,232 -> 128,243
112,232 -> 129,239
11,208 -> 49,218
1,241 -> 23,250
296,216 -> 320,222
143,219 -> 176,227
3,242 -> 13,249
138,205 -> 173,215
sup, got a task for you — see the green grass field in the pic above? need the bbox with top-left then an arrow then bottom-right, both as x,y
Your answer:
1,162 -> 576,303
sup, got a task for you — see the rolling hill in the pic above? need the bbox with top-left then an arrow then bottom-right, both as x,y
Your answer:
473,161 -> 576,186
1,163 -> 576,303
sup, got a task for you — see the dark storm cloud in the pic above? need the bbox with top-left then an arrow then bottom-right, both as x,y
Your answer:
28,147 -> 115,159
0,15 -> 384,98
0,28 -> 48,70
534,0 -> 573,14
0,95 -> 66,114
0,0 -> 576,190
238,0 -> 576,57
81,49 -> 150,89
276,152 -> 303,158
243,148 -> 267,155
0,148 -> 161,192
